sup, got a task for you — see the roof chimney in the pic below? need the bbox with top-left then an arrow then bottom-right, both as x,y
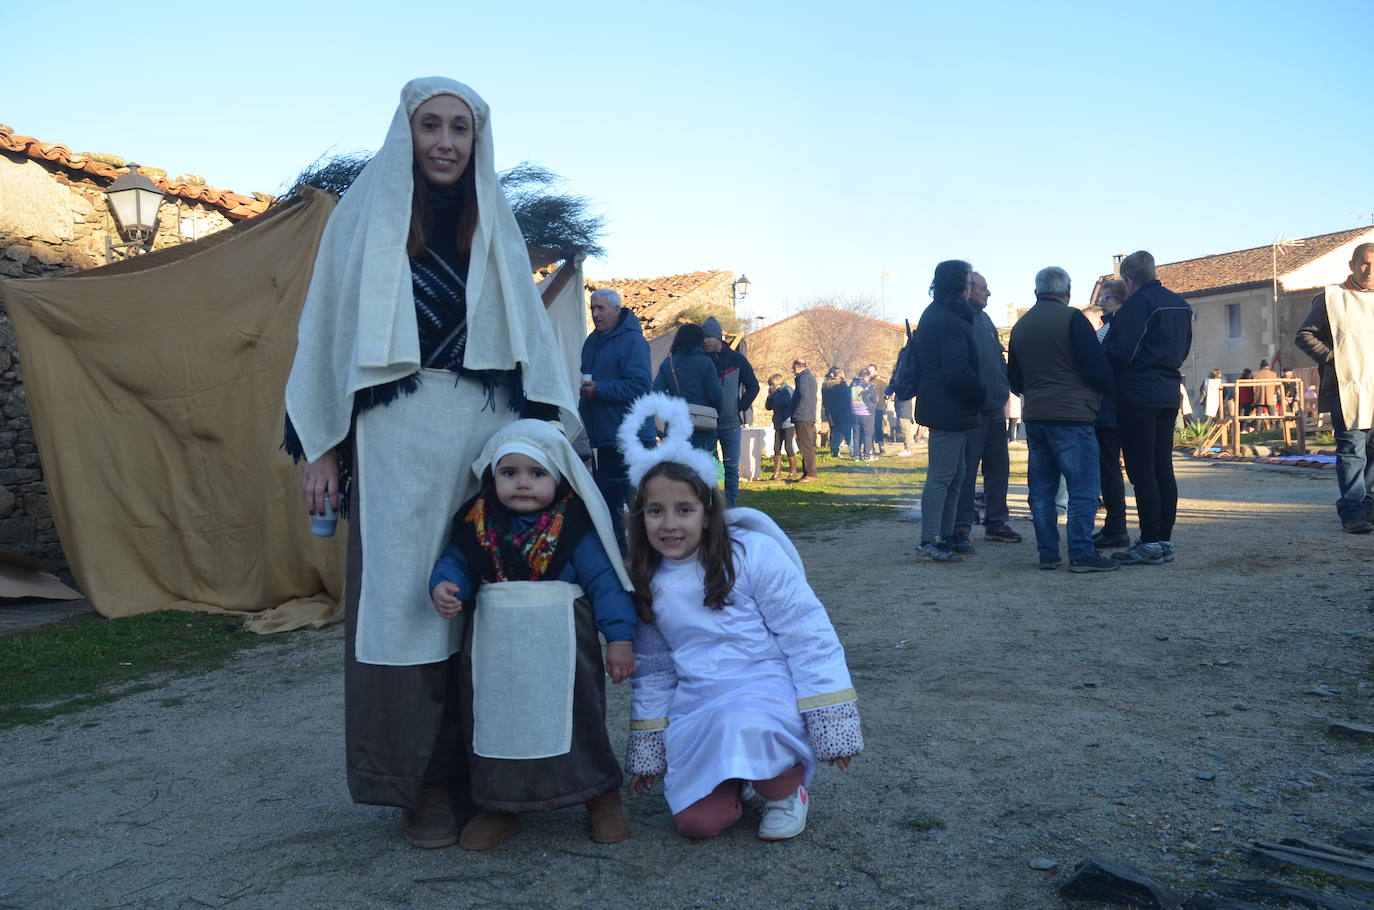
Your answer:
1111,253 -> 1126,277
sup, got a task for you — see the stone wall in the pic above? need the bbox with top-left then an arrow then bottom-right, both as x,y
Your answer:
0,150 -> 234,561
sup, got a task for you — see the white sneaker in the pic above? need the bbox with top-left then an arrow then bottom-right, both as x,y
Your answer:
757,786 -> 808,840
740,783 -> 758,802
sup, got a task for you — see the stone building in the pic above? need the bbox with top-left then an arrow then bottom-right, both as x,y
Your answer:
1090,225 -> 1374,396
0,124 -> 269,558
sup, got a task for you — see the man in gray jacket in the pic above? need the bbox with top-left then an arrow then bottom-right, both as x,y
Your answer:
953,272 -> 1022,547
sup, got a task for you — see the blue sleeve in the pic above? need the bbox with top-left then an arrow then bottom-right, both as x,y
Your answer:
429,540 -> 478,604
1069,311 -> 1113,395
570,535 -> 637,641
593,335 -> 653,404
697,358 -> 722,406
652,359 -> 672,394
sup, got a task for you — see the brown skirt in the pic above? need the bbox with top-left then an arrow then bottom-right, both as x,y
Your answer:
342,479 -> 474,817
461,595 -> 623,813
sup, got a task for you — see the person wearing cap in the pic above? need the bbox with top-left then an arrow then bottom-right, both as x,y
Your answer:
700,316 -> 760,506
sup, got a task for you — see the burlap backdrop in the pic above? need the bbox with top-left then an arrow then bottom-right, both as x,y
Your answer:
0,188 -> 344,633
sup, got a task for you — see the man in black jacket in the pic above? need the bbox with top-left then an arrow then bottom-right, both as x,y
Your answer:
1103,250 -> 1192,565
1295,242 -> 1374,533
789,359 -> 820,482
953,271 -> 1021,547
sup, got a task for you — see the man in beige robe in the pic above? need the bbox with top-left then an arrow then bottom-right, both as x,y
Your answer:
1295,242 -> 1374,533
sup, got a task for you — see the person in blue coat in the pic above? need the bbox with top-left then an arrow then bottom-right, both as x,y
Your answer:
913,259 -> 985,562
580,289 -> 652,554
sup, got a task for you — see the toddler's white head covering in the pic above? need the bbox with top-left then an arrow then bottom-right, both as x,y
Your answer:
491,440 -> 562,485
475,420 -> 630,591
285,76 -> 579,463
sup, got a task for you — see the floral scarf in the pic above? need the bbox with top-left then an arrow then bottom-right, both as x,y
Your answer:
455,486 -> 590,583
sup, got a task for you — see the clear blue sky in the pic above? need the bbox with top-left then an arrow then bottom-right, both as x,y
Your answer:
8,0 -> 1370,326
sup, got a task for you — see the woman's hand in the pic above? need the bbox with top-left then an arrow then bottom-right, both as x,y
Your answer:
830,756 -> 853,772
605,641 -> 635,684
302,451 -> 340,516
628,774 -> 656,795
432,582 -> 463,619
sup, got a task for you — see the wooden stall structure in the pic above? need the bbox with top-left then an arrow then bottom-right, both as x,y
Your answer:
1193,377 -> 1308,457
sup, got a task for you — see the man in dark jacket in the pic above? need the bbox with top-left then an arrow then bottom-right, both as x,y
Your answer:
789,359 -> 820,481
952,272 -> 1021,547
913,259 -> 986,562
701,316 -> 760,506
1008,267 -> 1117,573
1295,242 -> 1374,533
1102,250 -> 1192,565
579,289 -> 652,553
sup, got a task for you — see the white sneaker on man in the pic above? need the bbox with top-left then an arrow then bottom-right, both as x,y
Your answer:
757,786 -> 808,840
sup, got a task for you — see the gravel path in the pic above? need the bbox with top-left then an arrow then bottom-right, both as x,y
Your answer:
2,454 -> 1372,909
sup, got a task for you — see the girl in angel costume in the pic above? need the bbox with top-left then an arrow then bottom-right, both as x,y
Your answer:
616,393 -> 863,840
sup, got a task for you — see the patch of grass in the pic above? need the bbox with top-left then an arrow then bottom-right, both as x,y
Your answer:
902,813 -> 946,832
738,452 -> 927,533
0,611 -> 285,730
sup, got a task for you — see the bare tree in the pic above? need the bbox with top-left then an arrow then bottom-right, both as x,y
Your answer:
789,295 -> 882,373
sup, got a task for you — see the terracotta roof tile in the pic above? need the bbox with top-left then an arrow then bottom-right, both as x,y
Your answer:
0,124 -> 271,221
585,270 -> 736,334
1097,226 -> 1374,298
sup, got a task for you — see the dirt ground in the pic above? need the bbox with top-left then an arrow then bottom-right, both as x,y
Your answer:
2,452 -> 1373,909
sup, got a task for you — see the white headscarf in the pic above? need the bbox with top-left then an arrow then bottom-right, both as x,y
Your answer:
475,420 -> 631,592
285,76 -> 579,463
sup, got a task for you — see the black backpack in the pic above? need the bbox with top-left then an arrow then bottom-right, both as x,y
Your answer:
892,331 -> 922,401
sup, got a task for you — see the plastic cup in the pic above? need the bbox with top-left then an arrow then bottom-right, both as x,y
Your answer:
581,373 -> 593,383
311,496 -> 338,537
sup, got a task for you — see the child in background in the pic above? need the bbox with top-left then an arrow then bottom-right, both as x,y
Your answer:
429,419 -> 636,850
764,374 -> 797,480
615,393 -> 862,841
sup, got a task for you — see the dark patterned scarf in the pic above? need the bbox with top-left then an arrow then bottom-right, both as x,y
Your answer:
453,485 -> 591,584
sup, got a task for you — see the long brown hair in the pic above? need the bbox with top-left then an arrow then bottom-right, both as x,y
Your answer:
406,159 -> 479,259
625,462 -> 735,622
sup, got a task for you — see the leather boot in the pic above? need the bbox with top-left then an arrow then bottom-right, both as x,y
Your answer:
458,810 -> 522,851
784,456 -> 799,481
770,455 -> 782,480
586,788 -> 631,843
402,785 -> 459,849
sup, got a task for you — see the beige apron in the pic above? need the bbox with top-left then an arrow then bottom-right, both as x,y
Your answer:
353,370 -> 513,666
471,580 -> 580,759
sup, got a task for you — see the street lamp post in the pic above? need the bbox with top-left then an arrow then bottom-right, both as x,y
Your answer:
105,163 -> 166,263
732,274 -> 751,307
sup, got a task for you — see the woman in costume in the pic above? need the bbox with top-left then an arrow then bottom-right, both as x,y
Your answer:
284,77 -> 578,848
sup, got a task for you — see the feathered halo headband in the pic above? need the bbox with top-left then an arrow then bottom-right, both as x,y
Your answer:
617,393 -> 721,491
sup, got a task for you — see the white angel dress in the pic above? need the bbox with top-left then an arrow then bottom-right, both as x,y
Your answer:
625,508 -> 862,814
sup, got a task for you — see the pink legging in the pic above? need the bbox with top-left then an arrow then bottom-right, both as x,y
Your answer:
673,763 -> 805,839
